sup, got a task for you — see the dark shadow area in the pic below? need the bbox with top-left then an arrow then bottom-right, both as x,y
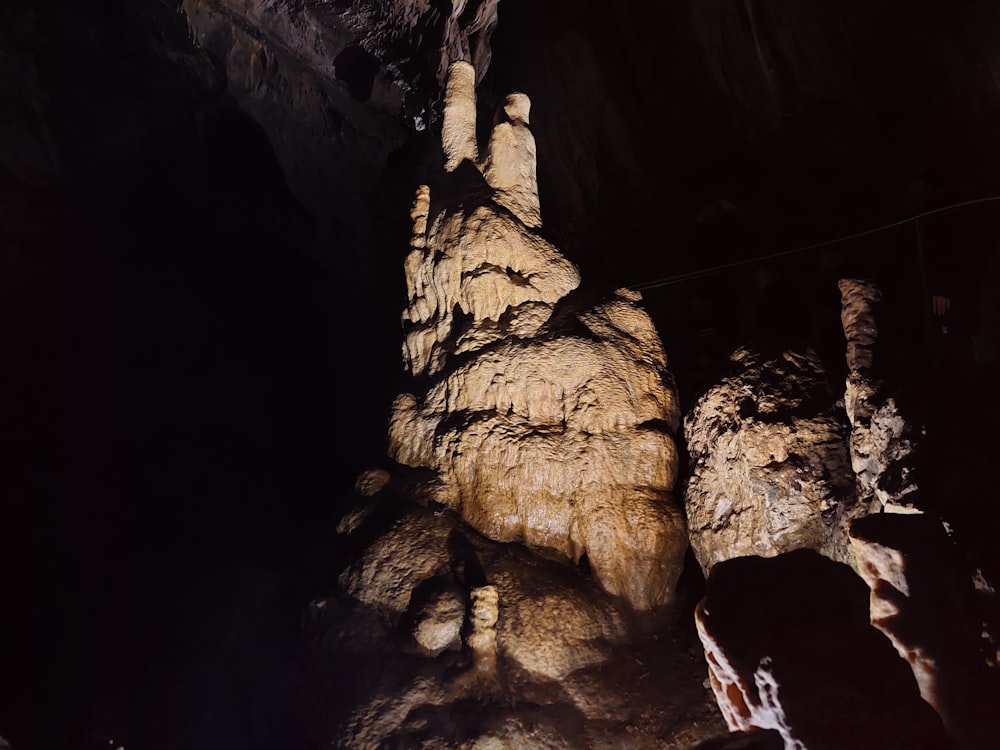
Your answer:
334,45 -> 380,103
1,2 -> 338,748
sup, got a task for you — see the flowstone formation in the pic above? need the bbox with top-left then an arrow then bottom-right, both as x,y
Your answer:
300,61 -> 728,749
389,61 -> 687,615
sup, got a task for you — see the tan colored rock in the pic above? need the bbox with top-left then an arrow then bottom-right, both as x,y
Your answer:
412,584 -> 466,657
391,311 -> 685,612
338,510 -> 456,617
481,92 -> 541,227
389,62 -> 686,613
467,585 -> 499,676
401,200 -> 581,377
683,348 -> 861,574
442,60 -> 479,171
317,505 -> 725,749
492,558 -> 628,684
839,278 -> 880,375
463,718 -> 576,750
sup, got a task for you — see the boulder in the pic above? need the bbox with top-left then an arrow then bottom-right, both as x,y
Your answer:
683,347 -> 860,574
695,549 -> 954,750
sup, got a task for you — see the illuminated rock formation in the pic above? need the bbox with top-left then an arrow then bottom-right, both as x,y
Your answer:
694,550 -> 954,750
389,61 -> 686,614
313,502 -> 724,749
683,347 -> 860,574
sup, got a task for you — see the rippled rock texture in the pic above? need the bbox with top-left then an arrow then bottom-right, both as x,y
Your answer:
388,61 -> 686,614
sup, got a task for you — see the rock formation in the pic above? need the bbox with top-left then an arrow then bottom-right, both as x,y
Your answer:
682,347 -> 860,574
307,499 -> 725,749
838,278 -> 919,512
685,277 -> 1000,749
838,279 -> 1000,748
388,61 -> 687,614
848,513 -> 1000,750
692,730 -> 784,749
295,59 -> 729,750
694,549 -> 955,750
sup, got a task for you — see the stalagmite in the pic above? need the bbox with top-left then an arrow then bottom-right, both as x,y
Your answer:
389,61 -> 687,614
838,278 -> 918,512
481,92 -> 542,227
441,60 -> 479,171
467,585 -> 499,677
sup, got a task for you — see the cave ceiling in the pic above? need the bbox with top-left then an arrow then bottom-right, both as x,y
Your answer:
182,0 -> 1000,279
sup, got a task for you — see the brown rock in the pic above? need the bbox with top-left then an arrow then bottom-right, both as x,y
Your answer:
338,510 -> 456,617
691,730 -> 784,750
411,584 -> 466,657
683,348 -> 860,574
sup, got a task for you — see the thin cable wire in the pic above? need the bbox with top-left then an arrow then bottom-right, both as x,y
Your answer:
627,194 -> 1000,292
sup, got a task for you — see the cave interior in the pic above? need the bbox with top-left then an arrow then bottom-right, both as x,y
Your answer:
2,1 -> 1000,748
